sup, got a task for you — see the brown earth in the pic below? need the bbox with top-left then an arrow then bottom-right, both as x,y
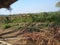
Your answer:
0,22 -> 60,45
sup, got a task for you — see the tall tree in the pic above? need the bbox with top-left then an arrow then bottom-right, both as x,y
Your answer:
56,1 -> 60,7
56,1 -> 60,11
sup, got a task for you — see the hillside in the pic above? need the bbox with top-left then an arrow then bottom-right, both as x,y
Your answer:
0,11 -> 60,45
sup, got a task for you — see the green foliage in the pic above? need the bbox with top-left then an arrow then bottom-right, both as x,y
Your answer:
1,24 -> 11,29
43,22 -> 49,27
0,16 -> 11,23
0,11 -> 60,26
56,1 -> 60,7
29,12 -> 48,22
12,17 -> 32,23
47,12 -> 60,23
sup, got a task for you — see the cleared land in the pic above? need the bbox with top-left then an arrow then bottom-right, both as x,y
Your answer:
0,12 -> 60,45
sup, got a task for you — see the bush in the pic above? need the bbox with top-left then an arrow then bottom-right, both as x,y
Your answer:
2,24 -> 11,29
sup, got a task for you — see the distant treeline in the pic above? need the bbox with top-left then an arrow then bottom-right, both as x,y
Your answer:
0,11 -> 60,25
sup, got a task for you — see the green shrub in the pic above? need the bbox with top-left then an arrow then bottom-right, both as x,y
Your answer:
2,24 -> 11,29
43,22 -> 49,27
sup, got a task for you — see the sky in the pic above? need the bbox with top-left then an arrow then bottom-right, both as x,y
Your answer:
0,0 -> 60,15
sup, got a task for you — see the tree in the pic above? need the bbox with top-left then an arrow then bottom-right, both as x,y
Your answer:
56,1 -> 60,7
0,0 -> 17,10
56,1 -> 60,11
